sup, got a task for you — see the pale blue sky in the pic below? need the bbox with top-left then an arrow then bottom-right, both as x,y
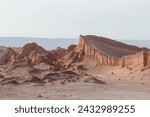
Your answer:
0,0 -> 150,39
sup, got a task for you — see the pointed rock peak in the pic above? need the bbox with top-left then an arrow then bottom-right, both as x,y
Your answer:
22,42 -> 42,49
20,42 -> 47,57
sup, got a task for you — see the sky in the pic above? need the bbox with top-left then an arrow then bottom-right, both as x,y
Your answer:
0,0 -> 150,39
0,37 -> 78,50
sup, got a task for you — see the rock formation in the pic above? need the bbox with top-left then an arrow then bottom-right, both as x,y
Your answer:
0,42 -> 66,66
64,35 -> 150,69
50,47 -> 67,60
0,46 -> 6,55
0,35 -> 150,70
0,48 -> 20,65
0,35 -> 150,87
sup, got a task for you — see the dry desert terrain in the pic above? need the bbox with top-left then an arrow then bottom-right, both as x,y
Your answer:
0,35 -> 150,99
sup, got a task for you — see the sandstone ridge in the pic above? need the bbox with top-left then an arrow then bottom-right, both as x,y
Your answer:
0,42 -> 66,66
65,35 -> 150,69
0,35 -> 150,70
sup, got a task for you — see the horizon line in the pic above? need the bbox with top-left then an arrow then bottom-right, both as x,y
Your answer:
0,36 -> 149,40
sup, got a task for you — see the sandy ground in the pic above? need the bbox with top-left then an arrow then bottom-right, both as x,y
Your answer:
0,79 -> 150,100
0,66 -> 150,100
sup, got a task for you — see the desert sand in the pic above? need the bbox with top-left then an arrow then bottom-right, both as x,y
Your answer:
0,35 -> 150,99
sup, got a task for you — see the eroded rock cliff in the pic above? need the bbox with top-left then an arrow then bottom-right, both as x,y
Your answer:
64,35 -> 150,69
0,35 -> 149,70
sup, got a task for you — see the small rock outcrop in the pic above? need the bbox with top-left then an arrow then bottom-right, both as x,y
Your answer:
0,48 -> 20,65
19,42 -> 51,65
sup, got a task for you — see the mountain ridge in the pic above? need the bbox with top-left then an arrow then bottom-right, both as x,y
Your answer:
64,35 -> 150,68
0,35 -> 150,69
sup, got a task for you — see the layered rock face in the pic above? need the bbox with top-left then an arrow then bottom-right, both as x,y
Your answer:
121,51 -> 146,68
67,35 -> 150,69
119,50 -> 150,68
